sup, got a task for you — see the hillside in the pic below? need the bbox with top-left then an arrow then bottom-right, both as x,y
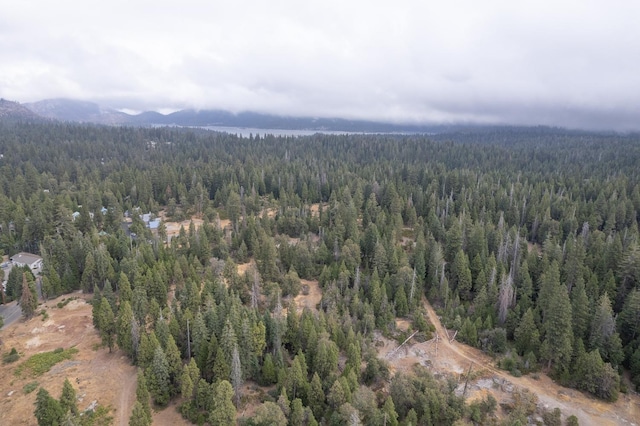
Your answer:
0,123 -> 640,425
0,99 -> 43,122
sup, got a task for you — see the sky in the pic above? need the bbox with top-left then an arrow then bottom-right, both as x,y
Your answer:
1,0 -> 639,130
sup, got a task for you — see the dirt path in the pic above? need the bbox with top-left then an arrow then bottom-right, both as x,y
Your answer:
117,363 -> 137,426
385,298 -> 640,425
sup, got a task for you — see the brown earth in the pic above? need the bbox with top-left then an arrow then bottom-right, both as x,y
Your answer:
379,298 -> 640,426
237,260 -> 255,277
309,203 -> 327,217
152,399 -> 190,425
0,294 -> 137,426
294,280 -> 322,312
162,218 -> 205,240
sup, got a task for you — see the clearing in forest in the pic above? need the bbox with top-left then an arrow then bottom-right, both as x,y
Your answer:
0,294 -> 136,426
379,298 -> 640,426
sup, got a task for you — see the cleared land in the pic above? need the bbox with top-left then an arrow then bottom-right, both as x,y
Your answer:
379,298 -> 640,425
0,294 -> 136,426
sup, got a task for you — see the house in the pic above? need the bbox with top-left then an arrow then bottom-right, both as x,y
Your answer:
10,252 -> 43,270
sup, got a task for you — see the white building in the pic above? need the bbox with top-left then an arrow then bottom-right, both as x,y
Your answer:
10,252 -> 43,270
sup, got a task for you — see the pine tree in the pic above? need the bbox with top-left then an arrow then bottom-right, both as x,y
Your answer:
97,297 -> 116,352
181,365 -> 194,402
308,372 -> 325,418
619,288 -> 640,344
290,398 -> 305,426
514,308 -> 540,356
129,401 -> 151,426
541,280 -> 573,373
590,293 -> 624,367
117,301 -> 135,359
382,396 -> 399,426
452,249 -> 472,301
20,273 -> 38,319
59,378 -> 78,416
135,369 -> 152,421
119,272 -> 133,304
570,276 -> 590,342
261,353 -> 277,385
209,380 -> 236,426
34,387 -> 64,426
147,346 -> 170,406
164,334 -> 183,396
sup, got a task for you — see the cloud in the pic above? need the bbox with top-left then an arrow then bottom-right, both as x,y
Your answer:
1,0 -> 640,130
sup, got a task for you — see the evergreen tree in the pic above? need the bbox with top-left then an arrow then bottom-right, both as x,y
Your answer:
570,276 -> 590,342
451,249 -> 472,301
129,401 -> 152,426
164,334 -> 183,396
97,297 -> 116,352
589,293 -> 624,367
147,346 -> 171,406
20,273 -> 38,319
34,387 -> 64,426
209,380 -> 236,426
117,300 -> 135,359
541,280 -> 573,373
135,369 -> 152,421
619,288 -> 640,344
514,308 -> 540,356
59,378 -> 78,416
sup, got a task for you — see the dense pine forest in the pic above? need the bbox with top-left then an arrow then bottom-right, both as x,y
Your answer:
1,121 -> 640,425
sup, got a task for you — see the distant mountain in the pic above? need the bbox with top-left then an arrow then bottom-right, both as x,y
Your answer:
25,98 -> 130,124
0,99 -> 44,122
23,98 -> 446,132
129,108 -> 443,133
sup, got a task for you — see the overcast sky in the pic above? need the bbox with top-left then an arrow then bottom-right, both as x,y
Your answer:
1,1 -> 639,130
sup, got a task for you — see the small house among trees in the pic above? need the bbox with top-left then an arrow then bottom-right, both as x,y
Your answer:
10,252 -> 42,270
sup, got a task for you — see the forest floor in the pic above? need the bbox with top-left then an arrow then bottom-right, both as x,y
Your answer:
0,293 -> 136,426
379,298 -> 640,425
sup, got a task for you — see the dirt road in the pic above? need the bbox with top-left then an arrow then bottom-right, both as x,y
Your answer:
384,298 -> 640,425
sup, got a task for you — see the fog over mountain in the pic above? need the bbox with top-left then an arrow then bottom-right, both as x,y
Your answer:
2,1 -> 640,130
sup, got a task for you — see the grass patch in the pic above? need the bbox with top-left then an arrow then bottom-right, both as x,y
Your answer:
78,405 -> 113,426
23,381 -> 39,394
40,309 -> 49,321
57,297 -> 77,309
3,347 -> 20,364
15,347 -> 79,377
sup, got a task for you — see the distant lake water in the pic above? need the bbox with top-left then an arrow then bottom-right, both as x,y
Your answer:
201,126 -> 361,137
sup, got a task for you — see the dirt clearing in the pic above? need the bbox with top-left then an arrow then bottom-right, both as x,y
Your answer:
0,294 -> 137,426
379,298 -> 640,426
294,279 -> 322,312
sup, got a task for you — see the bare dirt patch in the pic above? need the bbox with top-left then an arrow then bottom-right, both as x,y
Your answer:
237,260 -> 255,277
309,203 -> 326,217
294,279 -> 322,312
0,294 -> 137,426
152,399 -> 190,426
379,298 -> 640,426
395,319 -> 411,332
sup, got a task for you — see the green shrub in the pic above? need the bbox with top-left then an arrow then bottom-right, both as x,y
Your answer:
23,381 -> 39,394
15,347 -> 78,377
3,347 -> 20,364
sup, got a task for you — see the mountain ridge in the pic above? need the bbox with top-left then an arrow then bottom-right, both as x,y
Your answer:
24,98 -> 445,132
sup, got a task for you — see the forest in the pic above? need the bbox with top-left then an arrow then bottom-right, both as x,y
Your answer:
1,120 -> 640,425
